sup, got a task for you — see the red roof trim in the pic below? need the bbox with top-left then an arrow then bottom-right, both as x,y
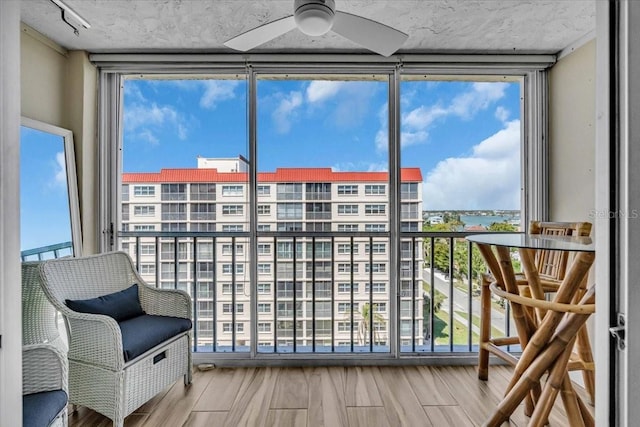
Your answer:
123,167 -> 423,183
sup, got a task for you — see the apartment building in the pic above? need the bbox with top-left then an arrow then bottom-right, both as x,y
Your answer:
121,158 -> 424,352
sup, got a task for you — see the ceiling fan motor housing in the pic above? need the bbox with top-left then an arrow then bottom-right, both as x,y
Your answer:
294,0 -> 336,36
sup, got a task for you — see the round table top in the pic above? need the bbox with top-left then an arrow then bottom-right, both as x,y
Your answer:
466,232 -> 595,252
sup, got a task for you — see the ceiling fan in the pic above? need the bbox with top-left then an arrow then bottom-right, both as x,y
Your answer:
223,0 -> 408,57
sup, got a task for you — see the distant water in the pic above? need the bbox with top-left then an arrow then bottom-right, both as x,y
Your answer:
459,214 -> 519,229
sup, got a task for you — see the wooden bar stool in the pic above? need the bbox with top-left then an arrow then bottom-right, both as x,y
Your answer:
477,221 -> 595,405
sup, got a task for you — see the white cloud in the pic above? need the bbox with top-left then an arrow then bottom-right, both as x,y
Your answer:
53,151 -> 66,187
124,102 -> 189,143
423,120 -> 521,210
272,91 -> 303,134
449,82 -> 507,118
306,81 -> 345,103
495,106 -> 510,122
200,80 -> 240,109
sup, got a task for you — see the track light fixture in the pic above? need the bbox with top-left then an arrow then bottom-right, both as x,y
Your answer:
49,0 -> 91,36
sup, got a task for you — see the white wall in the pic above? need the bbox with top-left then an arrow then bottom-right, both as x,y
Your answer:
0,2 -> 23,426
548,39 -> 596,222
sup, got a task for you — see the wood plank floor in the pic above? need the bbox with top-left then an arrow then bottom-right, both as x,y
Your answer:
68,365 -> 594,427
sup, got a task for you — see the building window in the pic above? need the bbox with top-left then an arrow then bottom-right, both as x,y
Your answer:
257,224 -> 271,232
161,222 -> 187,232
277,222 -> 302,231
338,283 -> 359,293
257,263 -> 271,274
277,183 -> 302,200
366,263 -> 387,273
222,204 -> 243,215
365,224 -> 386,232
400,182 -> 418,200
222,303 -> 244,314
222,224 -> 244,232
365,282 -> 386,293
190,183 -> 216,200
139,264 -> 155,275
134,205 -> 155,216
162,203 -> 186,220
222,185 -> 243,196
306,241 -> 332,258
140,244 -> 156,255
257,303 -> 271,313
365,243 -> 386,254
365,184 -> 386,195
372,302 -> 386,313
222,264 -> 244,274
222,243 -> 244,255
257,283 -> 271,294
161,183 -> 186,201
365,204 -> 386,215
337,263 -> 358,273
222,283 -> 244,294
257,243 -> 271,255
337,243 -> 358,255
258,322 -> 271,332
257,185 -> 270,196
338,322 -> 352,332
133,224 -> 155,231
338,224 -> 358,232
337,185 -> 358,195
133,185 -> 155,197
191,203 -> 215,221
337,204 -> 358,215
277,203 -> 302,220
338,302 -> 358,313
257,205 -> 271,215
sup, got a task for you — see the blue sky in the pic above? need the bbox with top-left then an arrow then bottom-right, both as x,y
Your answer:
20,127 -> 72,251
19,75 -> 522,250
123,76 -> 522,212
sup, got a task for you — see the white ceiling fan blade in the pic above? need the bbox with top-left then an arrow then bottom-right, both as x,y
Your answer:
224,16 -> 297,52
332,11 -> 408,57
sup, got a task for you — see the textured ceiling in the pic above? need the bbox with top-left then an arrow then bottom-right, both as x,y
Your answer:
20,0 -> 596,55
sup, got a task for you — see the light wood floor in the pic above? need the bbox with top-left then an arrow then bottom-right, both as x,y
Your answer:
68,365 -> 593,427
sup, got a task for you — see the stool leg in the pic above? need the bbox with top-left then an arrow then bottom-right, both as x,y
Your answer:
478,273 -> 491,380
576,324 -> 596,405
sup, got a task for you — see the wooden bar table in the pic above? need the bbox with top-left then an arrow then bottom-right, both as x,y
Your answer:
466,233 -> 595,427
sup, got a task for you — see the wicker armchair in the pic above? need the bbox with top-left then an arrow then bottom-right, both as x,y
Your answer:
23,343 -> 69,427
39,251 -> 193,427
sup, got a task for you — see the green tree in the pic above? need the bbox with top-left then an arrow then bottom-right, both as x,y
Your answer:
343,303 -> 385,346
487,221 -> 518,232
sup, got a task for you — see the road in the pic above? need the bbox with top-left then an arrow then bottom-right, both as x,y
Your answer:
422,268 -> 506,334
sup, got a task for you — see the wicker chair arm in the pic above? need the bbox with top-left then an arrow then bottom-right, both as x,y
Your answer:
23,343 -> 68,395
138,284 -> 192,320
63,311 -> 125,370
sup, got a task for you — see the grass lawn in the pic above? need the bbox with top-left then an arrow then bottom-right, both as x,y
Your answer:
433,310 -> 480,345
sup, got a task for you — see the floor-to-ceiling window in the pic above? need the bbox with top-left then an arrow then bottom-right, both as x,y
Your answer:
99,56 -> 545,361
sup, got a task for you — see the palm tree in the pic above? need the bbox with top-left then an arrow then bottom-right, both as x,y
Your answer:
344,302 -> 386,346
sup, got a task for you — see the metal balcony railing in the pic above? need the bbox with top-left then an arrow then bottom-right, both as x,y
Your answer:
21,241 -> 73,261
112,230 -> 516,358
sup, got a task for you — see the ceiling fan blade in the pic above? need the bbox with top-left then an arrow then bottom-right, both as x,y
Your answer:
224,16 -> 297,52
332,11 -> 408,57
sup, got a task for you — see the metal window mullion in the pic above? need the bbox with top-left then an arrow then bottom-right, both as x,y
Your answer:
248,66 -> 258,358
193,236 -> 198,352
173,236 -> 179,290
331,236 -> 335,352
350,236 -> 355,353
293,236 -> 298,353
430,236 -> 435,352
411,237 -> 416,353
467,240 -> 473,352
369,236 -> 374,352
388,67 -> 400,357
312,236 -> 316,352
448,237 -> 454,352
273,236 -> 278,352
212,236 -> 217,352
231,236 -> 237,352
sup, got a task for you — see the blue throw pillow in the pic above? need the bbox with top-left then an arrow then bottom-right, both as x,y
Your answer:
66,284 -> 145,322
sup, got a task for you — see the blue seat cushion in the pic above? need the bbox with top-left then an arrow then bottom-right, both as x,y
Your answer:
66,284 -> 145,322
23,389 -> 67,427
119,314 -> 192,362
